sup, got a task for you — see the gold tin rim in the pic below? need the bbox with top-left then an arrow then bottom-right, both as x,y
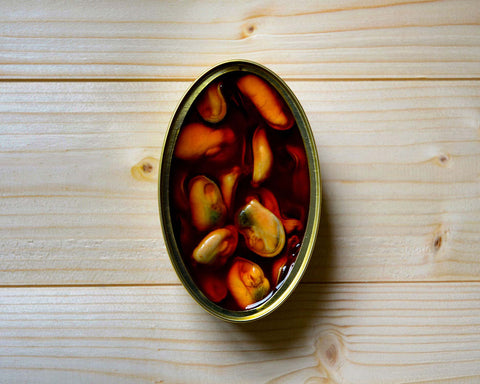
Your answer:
159,60 -> 322,322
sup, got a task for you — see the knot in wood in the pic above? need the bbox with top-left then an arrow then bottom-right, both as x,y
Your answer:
241,23 -> 256,39
142,162 -> 153,173
131,156 -> 158,182
433,235 -> 442,251
435,153 -> 451,168
315,330 -> 346,373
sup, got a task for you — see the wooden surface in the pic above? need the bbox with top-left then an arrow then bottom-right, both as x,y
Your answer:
2,0 -> 480,79
1,80 -> 480,285
1,1 -> 479,383
2,284 -> 480,384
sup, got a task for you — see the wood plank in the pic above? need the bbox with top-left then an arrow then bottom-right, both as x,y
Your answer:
1,80 -> 479,285
1,0 -> 479,79
1,284 -> 479,383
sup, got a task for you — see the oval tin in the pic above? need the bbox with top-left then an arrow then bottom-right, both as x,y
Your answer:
159,60 -> 321,322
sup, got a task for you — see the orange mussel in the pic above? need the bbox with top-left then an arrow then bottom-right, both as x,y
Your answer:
196,81 -> 227,124
189,175 -> 227,232
286,144 -> 310,203
197,271 -> 228,303
251,125 -> 273,187
237,74 -> 294,131
219,166 -> 243,211
174,122 -> 235,161
251,188 -> 304,235
227,258 -> 270,309
235,198 -> 285,257
192,225 -> 238,266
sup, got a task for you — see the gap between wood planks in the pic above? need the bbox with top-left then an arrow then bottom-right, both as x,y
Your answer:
2,281 -> 480,288
0,77 -> 479,82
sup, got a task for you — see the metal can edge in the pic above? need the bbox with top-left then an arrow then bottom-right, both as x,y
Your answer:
158,60 -> 322,322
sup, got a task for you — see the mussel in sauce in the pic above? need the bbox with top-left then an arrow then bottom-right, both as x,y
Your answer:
237,74 -> 294,130
251,125 -> 273,187
174,122 -> 235,161
188,175 -> 227,232
227,258 -> 270,309
235,199 -> 285,258
192,225 -> 238,266
196,81 -> 227,124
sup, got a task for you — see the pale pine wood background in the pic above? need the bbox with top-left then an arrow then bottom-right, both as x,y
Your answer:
1,1 -> 480,383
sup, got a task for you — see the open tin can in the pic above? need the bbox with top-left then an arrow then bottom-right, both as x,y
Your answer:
159,60 -> 321,322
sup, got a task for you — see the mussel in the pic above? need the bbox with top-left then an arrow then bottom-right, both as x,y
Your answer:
197,271 -> 228,303
252,126 -> 273,187
192,225 -> 238,266
196,81 -> 227,123
219,166 -> 243,211
250,188 -> 304,235
174,122 -> 235,160
237,74 -> 294,130
189,175 -> 227,231
286,144 -> 309,203
227,257 -> 270,309
236,199 -> 285,257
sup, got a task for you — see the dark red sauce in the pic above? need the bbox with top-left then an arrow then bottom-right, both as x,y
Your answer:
169,72 -> 310,310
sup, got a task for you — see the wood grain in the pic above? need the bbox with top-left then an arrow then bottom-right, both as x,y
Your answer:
1,2 -> 479,383
1,284 -> 479,383
1,0 -> 479,79
1,80 -> 479,285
